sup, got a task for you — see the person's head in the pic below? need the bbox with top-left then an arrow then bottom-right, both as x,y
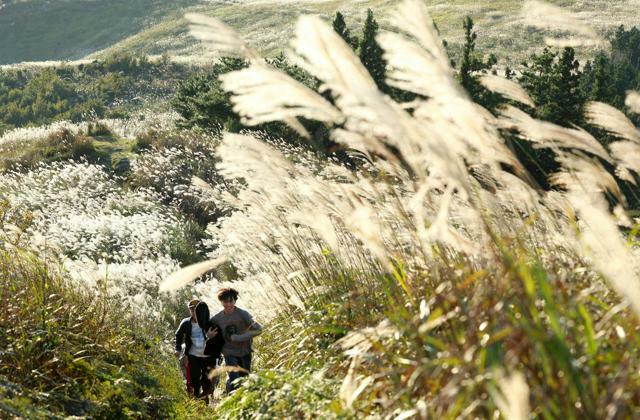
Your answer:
188,299 -> 199,319
217,288 -> 239,312
194,301 -> 210,329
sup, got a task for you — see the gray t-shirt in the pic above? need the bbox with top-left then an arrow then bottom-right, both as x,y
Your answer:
211,307 -> 255,357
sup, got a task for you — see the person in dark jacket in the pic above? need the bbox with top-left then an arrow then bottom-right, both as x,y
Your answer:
175,299 -> 199,395
175,300 -> 224,400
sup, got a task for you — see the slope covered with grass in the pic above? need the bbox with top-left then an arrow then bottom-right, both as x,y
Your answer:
0,0 -> 200,64
0,215 -> 208,418
3,1 -> 640,65
135,0 -> 640,63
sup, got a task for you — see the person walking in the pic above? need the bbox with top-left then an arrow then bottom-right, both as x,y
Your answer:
174,299 -> 200,396
175,299 -> 223,401
210,288 -> 262,393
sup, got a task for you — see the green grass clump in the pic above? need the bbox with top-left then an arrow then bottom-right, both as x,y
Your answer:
0,128 -> 95,171
216,369 -> 341,419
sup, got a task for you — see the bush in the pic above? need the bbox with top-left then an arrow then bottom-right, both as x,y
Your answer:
128,130 -> 230,226
0,128 -> 95,171
86,121 -> 113,137
0,56 -> 195,132
216,369 -> 340,419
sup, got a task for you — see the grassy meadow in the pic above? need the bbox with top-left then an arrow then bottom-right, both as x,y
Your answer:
2,0 -> 640,418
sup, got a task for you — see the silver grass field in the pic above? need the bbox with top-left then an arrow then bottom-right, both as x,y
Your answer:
2,0 -> 640,418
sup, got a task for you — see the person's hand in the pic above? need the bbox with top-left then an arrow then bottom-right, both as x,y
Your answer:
206,328 -> 218,339
174,351 -> 181,358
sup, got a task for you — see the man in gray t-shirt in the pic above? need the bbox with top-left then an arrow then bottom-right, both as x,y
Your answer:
208,287 -> 262,393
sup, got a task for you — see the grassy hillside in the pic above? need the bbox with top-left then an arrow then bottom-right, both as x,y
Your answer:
0,225 -> 206,418
0,0 -> 200,64
98,0 -> 640,63
3,1 -> 640,65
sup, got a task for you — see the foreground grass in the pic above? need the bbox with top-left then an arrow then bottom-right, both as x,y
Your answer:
211,242 -> 640,418
0,218 -> 210,418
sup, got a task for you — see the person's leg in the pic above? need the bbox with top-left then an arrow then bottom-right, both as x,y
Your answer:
182,356 -> 194,395
208,357 -> 221,395
238,354 -> 252,381
188,355 -> 204,397
201,357 -> 214,399
224,354 -> 241,393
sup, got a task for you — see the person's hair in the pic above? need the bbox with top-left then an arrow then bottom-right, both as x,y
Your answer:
217,287 -> 239,302
194,301 -> 210,330
188,299 -> 200,309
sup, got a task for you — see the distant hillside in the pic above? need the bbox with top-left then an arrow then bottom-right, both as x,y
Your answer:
2,1 -> 640,65
0,0 -> 200,64
92,0 -> 640,63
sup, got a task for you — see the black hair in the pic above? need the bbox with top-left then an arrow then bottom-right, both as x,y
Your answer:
194,301 -> 210,330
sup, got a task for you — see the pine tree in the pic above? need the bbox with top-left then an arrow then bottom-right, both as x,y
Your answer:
519,47 -> 584,126
332,12 -> 358,51
457,17 -> 499,109
359,9 -> 387,93
589,53 -> 615,103
459,16 -> 478,93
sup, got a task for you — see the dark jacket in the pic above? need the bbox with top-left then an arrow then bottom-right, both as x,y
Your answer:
175,317 -> 196,354
175,302 -> 225,359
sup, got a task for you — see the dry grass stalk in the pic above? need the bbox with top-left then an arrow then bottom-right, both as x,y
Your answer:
185,13 -> 261,62
585,101 -> 640,144
500,105 -> 612,162
159,257 -> 227,292
479,75 -> 535,108
625,90 -> 640,114
491,370 -> 530,420
221,66 -> 343,126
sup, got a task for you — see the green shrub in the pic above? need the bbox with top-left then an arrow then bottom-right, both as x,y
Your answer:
216,369 -> 341,419
0,128 -> 96,171
86,121 -> 113,137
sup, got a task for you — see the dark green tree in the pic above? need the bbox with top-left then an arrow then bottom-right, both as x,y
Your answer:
508,47 -> 584,188
457,17 -> 499,110
359,9 -> 387,93
332,12 -> 358,50
519,47 -> 584,126
171,57 -> 247,134
580,53 -> 616,105
611,25 -> 640,69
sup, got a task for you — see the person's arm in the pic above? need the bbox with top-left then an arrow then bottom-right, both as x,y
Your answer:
231,311 -> 263,342
232,322 -> 263,342
175,319 -> 186,355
